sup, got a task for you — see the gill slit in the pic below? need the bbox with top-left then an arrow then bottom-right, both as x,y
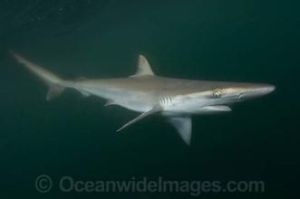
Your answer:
160,96 -> 172,106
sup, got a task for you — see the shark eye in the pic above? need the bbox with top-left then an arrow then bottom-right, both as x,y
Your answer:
212,89 -> 223,98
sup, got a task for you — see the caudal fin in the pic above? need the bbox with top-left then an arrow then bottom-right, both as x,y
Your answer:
10,51 -> 67,101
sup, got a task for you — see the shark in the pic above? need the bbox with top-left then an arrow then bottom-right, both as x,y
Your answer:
11,52 -> 275,145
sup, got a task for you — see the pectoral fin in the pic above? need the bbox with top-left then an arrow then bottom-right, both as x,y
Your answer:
117,105 -> 161,132
168,116 -> 192,145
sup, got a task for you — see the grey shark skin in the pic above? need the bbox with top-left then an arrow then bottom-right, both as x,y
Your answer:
11,52 -> 275,145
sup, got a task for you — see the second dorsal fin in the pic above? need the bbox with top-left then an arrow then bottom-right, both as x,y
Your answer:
131,55 -> 155,77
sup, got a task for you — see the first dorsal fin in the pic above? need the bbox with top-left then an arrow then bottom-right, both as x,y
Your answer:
131,55 -> 155,77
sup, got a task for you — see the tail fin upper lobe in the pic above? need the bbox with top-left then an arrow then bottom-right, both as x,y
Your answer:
10,51 -> 67,100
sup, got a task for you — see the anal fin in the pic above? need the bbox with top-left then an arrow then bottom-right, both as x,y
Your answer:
104,100 -> 117,107
80,91 -> 91,97
46,85 -> 65,101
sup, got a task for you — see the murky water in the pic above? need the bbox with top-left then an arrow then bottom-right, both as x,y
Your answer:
0,0 -> 298,198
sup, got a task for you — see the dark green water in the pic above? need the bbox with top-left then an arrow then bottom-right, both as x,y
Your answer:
0,0 -> 299,198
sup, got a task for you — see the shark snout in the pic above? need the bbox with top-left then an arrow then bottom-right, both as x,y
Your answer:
238,84 -> 275,100
251,84 -> 275,95
259,84 -> 276,94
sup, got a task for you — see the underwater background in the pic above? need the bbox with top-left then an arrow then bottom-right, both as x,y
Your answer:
0,0 -> 299,198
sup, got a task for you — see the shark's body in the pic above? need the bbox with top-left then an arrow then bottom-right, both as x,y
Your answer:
11,52 -> 275,145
